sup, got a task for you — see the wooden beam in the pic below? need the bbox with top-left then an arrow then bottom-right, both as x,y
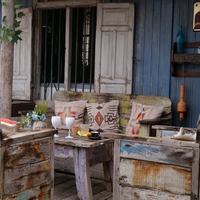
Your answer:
36,0 -> 102,9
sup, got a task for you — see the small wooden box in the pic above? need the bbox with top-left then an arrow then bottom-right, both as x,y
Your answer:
113,136 -> 200,200
0,129 -> 56,199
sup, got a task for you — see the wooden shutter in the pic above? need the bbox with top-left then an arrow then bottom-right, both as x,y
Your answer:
12,8 -> 32,100
95,3 -> 134,94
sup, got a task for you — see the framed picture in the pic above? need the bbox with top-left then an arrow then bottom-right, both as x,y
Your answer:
193,2 -> 200,31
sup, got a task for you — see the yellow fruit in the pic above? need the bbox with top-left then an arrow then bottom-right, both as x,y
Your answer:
77,131 -> 91,137
87,132 -> 92,137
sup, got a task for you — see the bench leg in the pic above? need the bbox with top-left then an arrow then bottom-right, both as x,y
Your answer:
73,147 -> 93,200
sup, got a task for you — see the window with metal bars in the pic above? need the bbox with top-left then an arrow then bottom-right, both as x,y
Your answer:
40,7 -> 96,100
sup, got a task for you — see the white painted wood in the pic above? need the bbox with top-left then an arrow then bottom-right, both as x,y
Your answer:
37,0 -> 102,9
64,7 -> 71,90
13,8 -> 32,100
95,3 -> 135,94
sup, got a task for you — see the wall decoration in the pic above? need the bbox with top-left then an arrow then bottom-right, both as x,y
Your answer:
193,2 -> 200,31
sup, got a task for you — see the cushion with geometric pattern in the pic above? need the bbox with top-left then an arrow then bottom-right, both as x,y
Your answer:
54,100 -> 87,129
86,100 -> 119,132
126,102 -> 164,135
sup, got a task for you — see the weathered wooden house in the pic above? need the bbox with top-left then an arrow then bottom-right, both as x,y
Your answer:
3,0 -> 200,128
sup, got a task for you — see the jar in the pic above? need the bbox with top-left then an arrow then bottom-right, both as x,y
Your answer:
176,25 -> 185,53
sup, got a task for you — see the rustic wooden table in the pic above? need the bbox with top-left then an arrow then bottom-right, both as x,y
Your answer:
54,130 -> 114,200
0,128 -> 57,200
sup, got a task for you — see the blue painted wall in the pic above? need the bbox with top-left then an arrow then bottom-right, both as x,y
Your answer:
110,0 -> 200,128
17,0 -> 200,128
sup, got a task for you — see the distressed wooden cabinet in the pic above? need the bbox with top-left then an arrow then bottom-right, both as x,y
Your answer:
0,128 -> 56,200
113,136 -> 200,200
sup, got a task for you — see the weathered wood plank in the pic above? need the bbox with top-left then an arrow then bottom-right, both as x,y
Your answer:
2,128 -> 57,145
119,159 -> 191,195
120,140 -> 194,167
3,184 -> 51,200
113,139 -> 121,200
37,0 -> 102,9
108,134 -> 200,148
192,147 -> 200,199
54,144 -> 74,158
4,161 -> 51,194
55,132 -> 113,148
4,138 -> 52,166
74,147 -> 92,200
119,187 -> 190,200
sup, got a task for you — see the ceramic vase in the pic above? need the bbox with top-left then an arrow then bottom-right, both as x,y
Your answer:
32,121 -> 47,131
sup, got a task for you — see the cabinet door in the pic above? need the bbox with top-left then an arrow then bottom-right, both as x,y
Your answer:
95,3 -> 135,94
12,8 -> 32,100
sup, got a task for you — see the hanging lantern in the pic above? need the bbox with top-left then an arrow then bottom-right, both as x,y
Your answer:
177,84 -> 187,122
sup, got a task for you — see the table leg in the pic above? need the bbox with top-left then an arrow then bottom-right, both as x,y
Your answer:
103,161 -> 113,192
73,147 -> 93,200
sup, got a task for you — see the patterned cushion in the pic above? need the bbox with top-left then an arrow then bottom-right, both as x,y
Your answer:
54,100 -> 87,129
126,102 -> 164,135
86,100 -> 119,132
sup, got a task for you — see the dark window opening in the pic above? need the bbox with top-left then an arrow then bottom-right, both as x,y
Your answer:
40,7 -> 96,99
71,7 -> 96,91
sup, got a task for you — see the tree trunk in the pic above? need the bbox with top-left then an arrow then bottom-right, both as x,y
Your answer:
0,0 -> 14,118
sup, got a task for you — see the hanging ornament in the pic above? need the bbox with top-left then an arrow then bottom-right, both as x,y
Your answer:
177,84 -> 187,122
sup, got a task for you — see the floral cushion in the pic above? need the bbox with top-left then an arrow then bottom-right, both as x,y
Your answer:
126,102 -> 164,135
86,100 -> 119,132
54,100 -> 87,129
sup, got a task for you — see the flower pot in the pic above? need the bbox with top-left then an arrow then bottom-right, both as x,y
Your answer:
32,121 -> 47,131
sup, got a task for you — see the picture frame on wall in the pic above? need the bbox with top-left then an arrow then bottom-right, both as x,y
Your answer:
193,2 -> 200,31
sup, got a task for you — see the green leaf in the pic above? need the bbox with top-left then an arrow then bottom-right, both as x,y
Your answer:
13,20 -> 21,28
0,1 -> 24,43
2,16 -> 6,22
15,29 -> 22,35
17,12 -> 25,18
12,35 -> 22,43
1,1 -> 7,6
14,1 -> 22,9
6,35 -> 12,42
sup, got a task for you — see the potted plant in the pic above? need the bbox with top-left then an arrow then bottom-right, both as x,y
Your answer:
22,101 -> 47,130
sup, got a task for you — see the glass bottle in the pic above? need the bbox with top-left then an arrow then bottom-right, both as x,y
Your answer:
176,25 -> 185,53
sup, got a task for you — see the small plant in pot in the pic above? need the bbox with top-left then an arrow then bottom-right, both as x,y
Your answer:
22,101 -> 47,130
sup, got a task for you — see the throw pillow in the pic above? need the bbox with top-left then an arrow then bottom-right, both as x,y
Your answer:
126,102 -> 164,135
86,100 -> 119,132
54,100 -> 87,129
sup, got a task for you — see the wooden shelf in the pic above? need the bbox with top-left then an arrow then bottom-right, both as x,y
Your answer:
171,42 -> 200,77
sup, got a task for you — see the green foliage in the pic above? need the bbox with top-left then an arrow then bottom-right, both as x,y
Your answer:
0,1 -> 25,43
35,100 -> 48,116
22,101 -> 47,128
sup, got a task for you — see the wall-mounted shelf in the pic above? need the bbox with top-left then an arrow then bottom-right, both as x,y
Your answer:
171,42 -> 200,77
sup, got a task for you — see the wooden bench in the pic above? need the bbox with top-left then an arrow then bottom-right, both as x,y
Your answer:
50,90 -> 172,136
35,91 -> 172,179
